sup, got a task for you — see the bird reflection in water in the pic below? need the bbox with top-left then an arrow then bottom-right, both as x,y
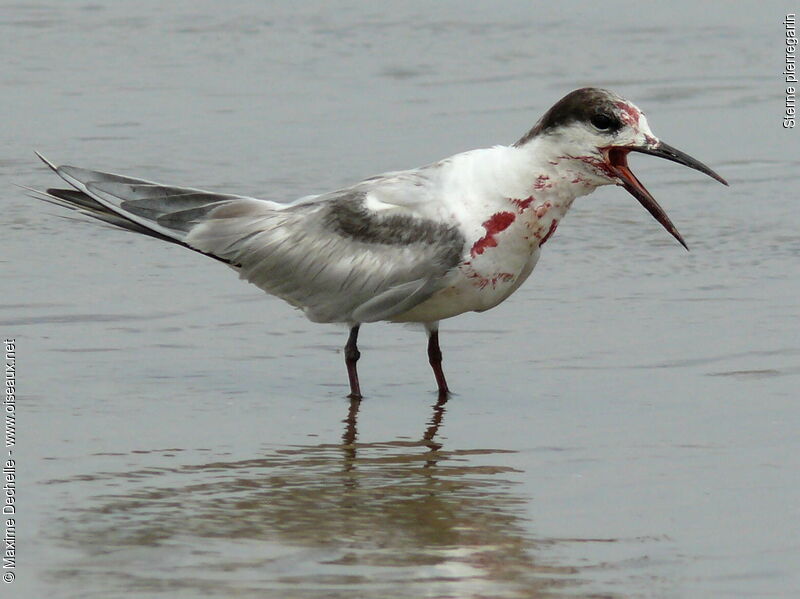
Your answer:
341,393 -> 449,469
47,397 -> 577,597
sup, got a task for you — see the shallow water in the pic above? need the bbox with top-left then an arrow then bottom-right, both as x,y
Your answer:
3,1 -> 799,597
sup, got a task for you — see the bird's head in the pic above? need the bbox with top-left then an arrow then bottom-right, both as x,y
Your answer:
517,88 -> 728,249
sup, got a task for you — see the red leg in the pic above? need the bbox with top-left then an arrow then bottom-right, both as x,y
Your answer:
427,327 -> 450,396
344,324 -> 362,399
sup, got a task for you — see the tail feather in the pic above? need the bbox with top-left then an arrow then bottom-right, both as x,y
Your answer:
43,187 -> 182,244
30,153 -> 243,265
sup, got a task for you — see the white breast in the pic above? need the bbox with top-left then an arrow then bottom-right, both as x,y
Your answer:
390,144 -> 588,324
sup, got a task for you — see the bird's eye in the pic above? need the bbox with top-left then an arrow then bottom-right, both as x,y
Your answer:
590,113 -> 614,131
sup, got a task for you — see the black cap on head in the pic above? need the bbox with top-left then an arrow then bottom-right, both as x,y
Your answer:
515,88 -> 624,146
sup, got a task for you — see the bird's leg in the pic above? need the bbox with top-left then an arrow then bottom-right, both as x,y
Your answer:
426,323 -> 450,397
344,324 -> 362,400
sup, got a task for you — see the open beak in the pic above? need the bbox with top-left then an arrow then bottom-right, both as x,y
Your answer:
605,141 -> 728,250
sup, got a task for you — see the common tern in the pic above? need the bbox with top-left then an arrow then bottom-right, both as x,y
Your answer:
31,88 -> 727,399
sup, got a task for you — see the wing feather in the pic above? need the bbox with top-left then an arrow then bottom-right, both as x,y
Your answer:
35,157 -> 466,324
186,190 -> 465,322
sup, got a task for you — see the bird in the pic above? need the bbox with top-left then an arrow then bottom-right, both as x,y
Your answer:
30,88 -> 727,400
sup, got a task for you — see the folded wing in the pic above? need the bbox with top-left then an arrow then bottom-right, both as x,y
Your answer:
36,156 -> 466,323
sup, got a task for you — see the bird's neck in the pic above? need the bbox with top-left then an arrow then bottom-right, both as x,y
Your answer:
438,144 -> 601,233
436,143 -> 604,256
512,137 -> 608,203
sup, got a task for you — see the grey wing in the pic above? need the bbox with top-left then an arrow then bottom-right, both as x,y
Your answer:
185,190 -> 466,323
37,157 -> 466,323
